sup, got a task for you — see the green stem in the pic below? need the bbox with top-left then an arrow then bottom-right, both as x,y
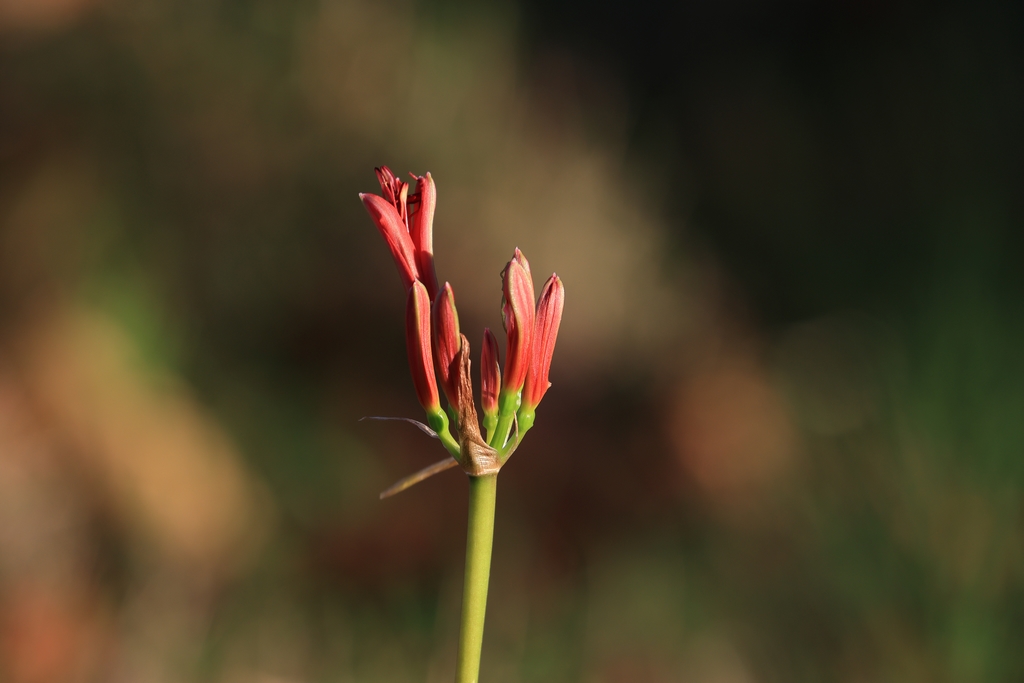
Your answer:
455,474 -> 498,683
500,407 -> 534,462
427,407 -> 463,461
489,389 -> 520,450
482,413 -> 498,445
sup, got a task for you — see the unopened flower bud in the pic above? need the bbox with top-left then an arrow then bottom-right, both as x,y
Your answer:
405,281 -> 440,412
522,274 -> 564,411
481,328 -> 500,418
500,249 -> 535,392
432,282 -> 461,407
410,172 -> 439,300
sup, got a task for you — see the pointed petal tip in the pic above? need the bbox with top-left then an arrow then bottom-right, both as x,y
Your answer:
543,273 -> 564,293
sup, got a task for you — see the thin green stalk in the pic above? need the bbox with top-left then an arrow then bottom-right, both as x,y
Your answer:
427,408 -> 463,461
499,408 -> 534,462
490,389 -> 520,450
455,473 -> 498,683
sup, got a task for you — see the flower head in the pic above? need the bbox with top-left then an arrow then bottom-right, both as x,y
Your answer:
522,274 -> 564,410
363,167 -> 564,484
501,248 -> 536,393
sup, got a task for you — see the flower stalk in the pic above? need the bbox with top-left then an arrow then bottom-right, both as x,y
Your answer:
455,473 -> 497,683
361,167 -> 564,683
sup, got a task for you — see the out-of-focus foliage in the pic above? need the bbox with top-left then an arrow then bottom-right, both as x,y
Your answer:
0,0 -> 1021,681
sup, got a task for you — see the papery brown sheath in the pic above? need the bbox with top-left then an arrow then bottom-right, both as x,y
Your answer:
453,334 -> 500,476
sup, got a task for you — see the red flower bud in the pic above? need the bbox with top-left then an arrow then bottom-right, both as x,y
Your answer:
409,172 -> 439,300
501,248 -> 536,392
432,282 -> 461,407
522,274 -> 564,409
360,191 -> 419,291
480,328 -> 500,417
405,281 -> 440,412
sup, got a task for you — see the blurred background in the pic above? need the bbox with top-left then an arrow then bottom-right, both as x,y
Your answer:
1,0 -> 1022,681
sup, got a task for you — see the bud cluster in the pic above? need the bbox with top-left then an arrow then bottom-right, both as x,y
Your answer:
361,167 -> 564,473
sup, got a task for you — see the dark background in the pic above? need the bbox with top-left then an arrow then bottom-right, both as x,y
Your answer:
1,0 -> 1022,681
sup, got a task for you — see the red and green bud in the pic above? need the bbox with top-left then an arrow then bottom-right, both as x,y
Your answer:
432,282 -> 461,407
409,172 -> 439,300
480,328 -> 500,418
500,249 -> 536,392
360,190 -> 419,291
405,281 -> 440,412
522,274 -> 564,411
480,328 -> 501,442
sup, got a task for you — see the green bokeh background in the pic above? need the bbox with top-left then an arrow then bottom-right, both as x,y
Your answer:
0,1 -> 1021,681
